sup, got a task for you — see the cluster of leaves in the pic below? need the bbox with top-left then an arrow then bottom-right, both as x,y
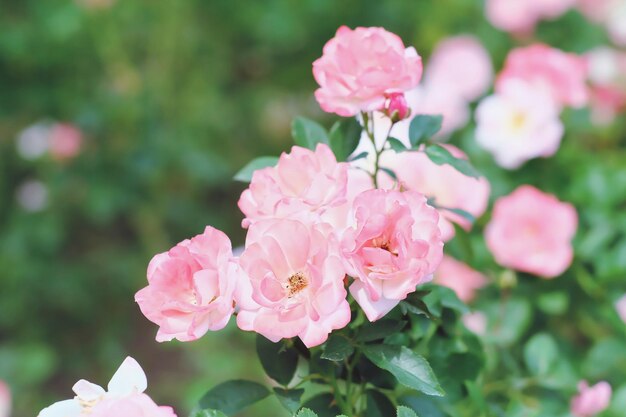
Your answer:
193,286 -> 483,417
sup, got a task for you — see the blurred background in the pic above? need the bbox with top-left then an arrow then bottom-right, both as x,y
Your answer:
1,1 -> 625,416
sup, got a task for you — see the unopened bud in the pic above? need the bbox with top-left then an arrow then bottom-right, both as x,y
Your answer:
384,93 -> 410,122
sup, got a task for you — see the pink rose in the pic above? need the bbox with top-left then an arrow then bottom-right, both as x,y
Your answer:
342,189 -> 443,321
462,312 -> 488,335
236,219 -> 350,348
425,35 -> 493,102
497,44 -> 588,108
406,85 -> 471,138
486,0 -> 574,33
475,79 -> 564,169
380,145 -> 490,241
90,394 -> 177,417
571,381 -> 612,417
586,47 -> 626,125
135,226 -> 239,342
38,357 -> 177,417
0,381 -> 10,417
384,92 -> 410,121
616,294 -> 626,323
238,144 -> 348,228
49,123 -> 83,160
434,255 -> 487,302
313,26 -> 423,117
485,185 -> 578,278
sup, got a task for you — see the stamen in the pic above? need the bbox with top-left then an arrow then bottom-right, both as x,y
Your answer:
286,272 -> 308,297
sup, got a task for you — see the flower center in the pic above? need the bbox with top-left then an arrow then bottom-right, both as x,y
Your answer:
286,272 -> 308,297
77,395 -> 103,413
509,111 -> 527,132
372,238 -> 398,257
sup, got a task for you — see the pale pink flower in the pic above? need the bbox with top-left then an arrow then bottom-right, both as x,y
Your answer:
577,0 -> 613,22
616,294 -> 626,323
321,168 -> 374,233
425,35 -> 493,102
571,381 -> 612,417
486,0 -> 574,33
407,85 -> 471,138
135,226 -> 239,342
49,123 -> 82,160
313,26 -> 423,117
236,219 -> 350,348
485,185 -> 578,278
342,189 -> 443,321
586,47 -> 626,125
380,145 -> 490,241
435,256 -> 487,302
238,144 -> 348,228
607,2 -> 626,46
497,44 -> 588,108
475,79 -> 564,169
0,381 -> 10,417
462,312 -> 488,335
38,357 -> 176,417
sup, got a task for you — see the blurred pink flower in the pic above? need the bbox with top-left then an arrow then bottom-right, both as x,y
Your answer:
406,84 -> 471,138
578,0 -> 626,46
475,79 -> 564,169
238,144 -> 348,228
425,35 -> 493,102
342,189 -> 443,321
486,0 -> 574,33
586,47 -> 626,125
435,255 -> 488,302
0,381 -> 10,417
49,123 -> 83,160
497,44 -> 588,108
237,219 -> 350,348
571,381 -> 612,417
135,226 -> 239,342
38,357 -> 176,417
485,185 -> 578,278
380,145 -> 490,241
616,294 -> 626,323
313,26 -> 423,116
462,311 -> 488,335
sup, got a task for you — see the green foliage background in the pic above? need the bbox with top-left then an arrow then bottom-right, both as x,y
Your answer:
0,1 -> 624,416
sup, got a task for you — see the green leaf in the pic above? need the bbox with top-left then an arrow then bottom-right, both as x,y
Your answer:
349,151 -> 369,161
301,393 -> 341,417
189,410 -> 228,417
524,333 -> 559,376
424,145 -> 481,179
329,118 -> 362,161
484,297 -> 532,346
363,345 -> 444,396
440,207 -> 476,225
365,389 -> 396,417
234,156 -> 278,182
422,285 -> 469,317
357,319 -> 406,342
273,387 -> 304,414
536,292 -> 569,315
256,335 -> 299,386
408,115 -> 442,147
199,380 -> 270,414
295,408 -> 318,417
379,167 -> 398,181
397,405 -> 419,417
321,334 -> 354,361
387,137 -> 408,152
292,117 -> 329,149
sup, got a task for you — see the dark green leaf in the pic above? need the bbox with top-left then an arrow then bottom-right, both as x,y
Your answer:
292,117 -> 329,149
397,405 -> 419,417
524,333 -> 559,376
440,207 -> 476,225
329,118 -> 362,161
296,408 -> 318,417
363,345 -> 444,396
233,156 -> 278,182
484,297 -> 532,346
379,167 -> 398,181
301,393 -> 341,417
321,334 -> 354,361
357,319 -> 407,342
408,115 -> 442,147
256,335 -> 299,386
199,380 -> 270,414
365,389 -> 396,417
422,285 -> 469,317
387,137 -> 408,152
273,387 -> 304,414
424,145 -> 481,179
349,151 -> 369,161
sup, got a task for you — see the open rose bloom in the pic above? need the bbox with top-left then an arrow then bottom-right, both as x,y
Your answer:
486,0 -> 575,34
485,185 -> 578,278
570,381 -> 612,417
38,357 -> 176,417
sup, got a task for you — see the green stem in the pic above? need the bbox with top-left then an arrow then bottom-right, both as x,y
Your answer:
330,370 -> 350,415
